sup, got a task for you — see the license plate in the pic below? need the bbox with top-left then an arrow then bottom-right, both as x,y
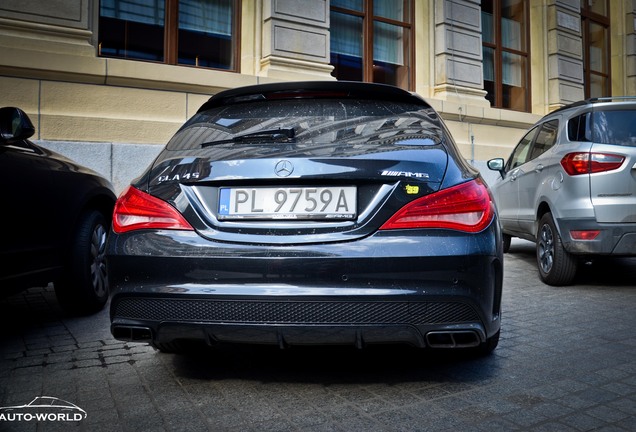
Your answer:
218,186 -> 357,220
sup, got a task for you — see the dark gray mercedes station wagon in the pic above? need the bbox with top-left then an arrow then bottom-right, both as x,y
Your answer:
107,81 -> 503,355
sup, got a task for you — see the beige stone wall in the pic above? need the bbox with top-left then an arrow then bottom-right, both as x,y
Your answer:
628,0 -> 636,95
530,0 -> 550,116
0,75 -> 214,144
609,0 -> 630,97
1,0 -> 634,191
427,98 -> 540,167
0,0 -> 326,149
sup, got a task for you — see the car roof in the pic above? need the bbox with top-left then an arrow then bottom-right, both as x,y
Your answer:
197,81 -> 432,113
548,96 -> 636,116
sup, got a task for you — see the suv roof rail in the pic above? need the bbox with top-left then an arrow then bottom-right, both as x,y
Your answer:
586,96 -> 636,103
549,96 -> 636,115
549,100 -> 589,115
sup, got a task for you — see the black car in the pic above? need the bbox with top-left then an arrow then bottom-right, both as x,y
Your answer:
0,107 -> 116,314
107,81 -> 503,354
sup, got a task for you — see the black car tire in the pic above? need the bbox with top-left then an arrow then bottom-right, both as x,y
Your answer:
55,210 -> 110,315
536,212 -> 577,286
502,233 -> 511,253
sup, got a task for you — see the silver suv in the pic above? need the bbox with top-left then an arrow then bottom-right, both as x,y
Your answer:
488,97 -> 636,285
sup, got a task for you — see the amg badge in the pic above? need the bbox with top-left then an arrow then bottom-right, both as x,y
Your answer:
380,170 -> 429,179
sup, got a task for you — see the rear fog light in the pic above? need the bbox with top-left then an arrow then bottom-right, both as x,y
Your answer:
570,230 -> 600,240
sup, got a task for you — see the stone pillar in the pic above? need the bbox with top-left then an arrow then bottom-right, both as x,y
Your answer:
627,0 -> 636,95
0,0 -> 95,57
547,0 -> 584,109
260,0 -> 335,80
433,0 -> 489,106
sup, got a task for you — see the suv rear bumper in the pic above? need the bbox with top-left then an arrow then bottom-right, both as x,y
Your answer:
557,217 -> 636,255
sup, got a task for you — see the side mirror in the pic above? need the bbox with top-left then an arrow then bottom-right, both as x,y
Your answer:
0,107 -> 36,144
487,158 -> 506,178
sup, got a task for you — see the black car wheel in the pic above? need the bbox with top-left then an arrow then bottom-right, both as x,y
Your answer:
55,210 -> 110,314
536,212 -> 577,286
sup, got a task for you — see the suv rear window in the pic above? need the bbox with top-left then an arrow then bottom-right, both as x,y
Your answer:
166,99 -> 445,151
568,110 -> 636,147
591,110 -> 636,147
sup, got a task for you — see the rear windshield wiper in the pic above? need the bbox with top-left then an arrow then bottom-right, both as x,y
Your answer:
201,128 -> 295,148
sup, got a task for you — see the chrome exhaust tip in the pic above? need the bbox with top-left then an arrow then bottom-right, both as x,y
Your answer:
426,331 -> 480,348
112,325 -> 153,342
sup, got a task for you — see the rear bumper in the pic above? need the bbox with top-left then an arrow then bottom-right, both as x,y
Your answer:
557,218 -> 636,255
110,294 -> 492,348
107,225 -> 503,349
112,322 -> 488,349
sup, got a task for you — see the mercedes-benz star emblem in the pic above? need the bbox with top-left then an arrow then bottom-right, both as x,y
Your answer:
274,160 -> 294,177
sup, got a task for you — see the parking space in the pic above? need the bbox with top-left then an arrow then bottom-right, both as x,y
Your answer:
1,239 -> 635,432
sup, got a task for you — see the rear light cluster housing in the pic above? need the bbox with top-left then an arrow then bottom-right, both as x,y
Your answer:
560,152 -> 625,175
113,186 -> 193,233
380,179 -> 495,233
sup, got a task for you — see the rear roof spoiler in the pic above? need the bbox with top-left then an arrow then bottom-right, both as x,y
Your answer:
197,81 -> 432,113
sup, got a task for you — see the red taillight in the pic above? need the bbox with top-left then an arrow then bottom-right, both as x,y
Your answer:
379,179 -> 495,233
560,152 -> 625,175
112,186 -> 193,233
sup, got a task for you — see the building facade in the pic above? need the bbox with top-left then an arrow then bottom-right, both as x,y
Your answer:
1,0 -> 634,192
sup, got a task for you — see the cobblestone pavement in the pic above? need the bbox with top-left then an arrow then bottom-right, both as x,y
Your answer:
1,239 -> 635,432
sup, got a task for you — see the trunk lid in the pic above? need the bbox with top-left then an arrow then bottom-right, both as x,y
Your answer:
588,107 -> 636,223
145,144 -> 449,244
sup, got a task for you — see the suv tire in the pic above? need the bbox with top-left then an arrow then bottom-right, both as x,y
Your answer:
536,212 -> 577,286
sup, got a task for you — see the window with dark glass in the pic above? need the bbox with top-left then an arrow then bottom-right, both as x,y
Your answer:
569,111 -> 636,145
568,114 -> 590,142
98,0 -> 238,71
581,0 -> 610,98
481,0 -> 529,111
330,0 -> 414,90
506,125 -> 538,170
529,120 -> 558,160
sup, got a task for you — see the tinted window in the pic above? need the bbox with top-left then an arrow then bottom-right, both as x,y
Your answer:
591,110 -> 636,147
567,113 -> 590,142
167,99 -> 445,150
506,126 -> 538,170
529,120 -> 558,160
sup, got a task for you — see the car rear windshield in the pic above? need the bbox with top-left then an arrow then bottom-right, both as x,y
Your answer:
569,109 -> 636,147
166,99 -> 446,151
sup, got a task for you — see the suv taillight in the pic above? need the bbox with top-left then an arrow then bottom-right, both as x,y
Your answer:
113,186 -> 193,233
560,152 -> 625,175
379,179 -> 494,233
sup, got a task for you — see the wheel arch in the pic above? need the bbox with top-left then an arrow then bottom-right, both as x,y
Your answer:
535,201 -> 554,238
61,190 -> 116,264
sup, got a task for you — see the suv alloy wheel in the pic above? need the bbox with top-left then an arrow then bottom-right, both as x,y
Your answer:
537,212 -> 578,286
